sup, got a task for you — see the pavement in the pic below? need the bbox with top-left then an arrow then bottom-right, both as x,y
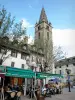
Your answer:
21,88 -> 75,100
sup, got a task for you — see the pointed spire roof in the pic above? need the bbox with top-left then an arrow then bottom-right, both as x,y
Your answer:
39,7 -> 48,23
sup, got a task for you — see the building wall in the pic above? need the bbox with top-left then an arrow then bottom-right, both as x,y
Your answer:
0,50 -> 29,69
55,64 -> 75,82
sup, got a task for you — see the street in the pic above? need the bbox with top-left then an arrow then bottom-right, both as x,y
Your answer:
21,88 -> 75,100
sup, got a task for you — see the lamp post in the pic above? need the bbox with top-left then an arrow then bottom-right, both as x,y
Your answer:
66,69 -> 71,92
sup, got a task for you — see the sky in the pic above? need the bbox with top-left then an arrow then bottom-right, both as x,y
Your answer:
0,0 -> 75,57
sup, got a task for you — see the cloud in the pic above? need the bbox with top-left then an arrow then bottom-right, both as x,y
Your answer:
28,36 -> 34,44
52,29 -> 75,57
53,29 -> 75,46
21,19 -> 33,29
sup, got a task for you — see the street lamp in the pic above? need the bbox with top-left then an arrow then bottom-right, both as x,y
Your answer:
66,68 -> 71,92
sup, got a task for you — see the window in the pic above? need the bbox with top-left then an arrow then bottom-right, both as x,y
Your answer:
0,49 -> 7,54
21,64 -> 24,69
59,70 -> 61,74
11,62 -> 15,67
66,64 -> 68,67
38,26 -> 41,30
46,26 -> 49,30
59,66 -> 61,68
47,32 -> 49,40
55,66 -> 57,69
11,51 -> 17,57
73,63 -> 75,66
38,32 -> 40,39
73,57 -> 75,60
21,53 -> 26,60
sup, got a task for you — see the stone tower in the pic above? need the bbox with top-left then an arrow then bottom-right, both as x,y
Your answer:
35,7 -> 53,72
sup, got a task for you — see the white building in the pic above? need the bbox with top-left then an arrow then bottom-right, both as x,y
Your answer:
0,42 -> 45,71
55,57 -> 75,82
0,44 -> 30,69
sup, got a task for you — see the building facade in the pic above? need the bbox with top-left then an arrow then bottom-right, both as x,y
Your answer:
55,57 -> 75,82
0,43 -> 44,71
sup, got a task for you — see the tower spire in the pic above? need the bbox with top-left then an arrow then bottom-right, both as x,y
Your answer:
39,7 -> 48,23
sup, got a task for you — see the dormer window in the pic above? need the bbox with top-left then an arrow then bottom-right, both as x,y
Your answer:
11,51 -> 17,58
21,53 -> 26,60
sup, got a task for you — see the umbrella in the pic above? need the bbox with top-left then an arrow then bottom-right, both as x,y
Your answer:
49,78 -> 61,82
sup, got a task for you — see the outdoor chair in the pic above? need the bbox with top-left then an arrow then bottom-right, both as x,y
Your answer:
10,92 -> 16,100
16,92 -> 21,100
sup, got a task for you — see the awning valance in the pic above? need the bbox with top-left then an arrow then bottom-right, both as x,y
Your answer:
36,72 -> 64,79
6,66 -> 35,78
0,66 -> 35,78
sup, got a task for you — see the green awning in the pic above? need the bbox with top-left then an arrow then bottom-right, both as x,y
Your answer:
36,72 -> 64,79
0,66 -> 63,79
5,66 -> 35,78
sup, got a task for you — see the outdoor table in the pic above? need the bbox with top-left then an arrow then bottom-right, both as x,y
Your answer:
7,90 -> 17,93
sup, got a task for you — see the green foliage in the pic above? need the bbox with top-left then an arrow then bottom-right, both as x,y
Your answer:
12,21 -> 26,40
0,5 -> 27,64
0,6 -> 15,37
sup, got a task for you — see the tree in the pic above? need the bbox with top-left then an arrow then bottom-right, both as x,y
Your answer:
53,46 -> 66,62
0,6 -> 15,37
0,6 -> 26,65
12,20 -> 26,41
34,38 -> 66,72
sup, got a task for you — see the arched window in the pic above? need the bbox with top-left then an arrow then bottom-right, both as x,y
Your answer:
47,32 -> 49,40
38,32 -> 40,39
38,25 -> 41,30
46,25 -> 49,30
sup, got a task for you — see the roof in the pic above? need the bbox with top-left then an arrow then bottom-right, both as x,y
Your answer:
0,43 -> 30,55
39,7 -> 48,23
55,56 -> 75,67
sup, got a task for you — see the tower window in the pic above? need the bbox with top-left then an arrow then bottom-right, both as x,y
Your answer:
47,32 -> 49,40
38,26 -> 41,30
46,26 -> 49,30
38,32 -> 40,39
